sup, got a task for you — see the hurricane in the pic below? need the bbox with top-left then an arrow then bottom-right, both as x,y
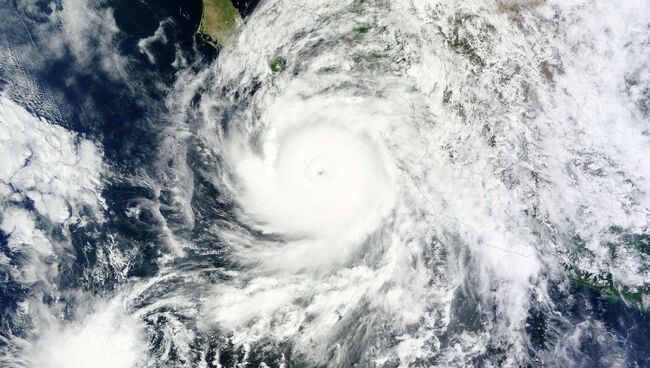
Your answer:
1,0 -> 649,367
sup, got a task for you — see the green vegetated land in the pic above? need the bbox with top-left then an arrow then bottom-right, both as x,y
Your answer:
565,228 -> 650,310
197,0 -> 240,46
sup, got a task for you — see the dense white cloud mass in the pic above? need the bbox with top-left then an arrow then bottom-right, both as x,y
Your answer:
229,94 -> 398,269
27,298 -> 146,368
0,95 -> 104,282
0,96 -> 103,221
181,0 -> 650,365
1,0 -> 649,366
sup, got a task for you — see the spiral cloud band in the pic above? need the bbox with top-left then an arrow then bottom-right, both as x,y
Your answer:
2,0 -> 649,366
189,0 -> 650,365
228,92 -> 399,268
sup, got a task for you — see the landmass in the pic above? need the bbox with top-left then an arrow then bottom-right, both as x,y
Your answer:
565,229 -> 650,310
197,0 -> 240,46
